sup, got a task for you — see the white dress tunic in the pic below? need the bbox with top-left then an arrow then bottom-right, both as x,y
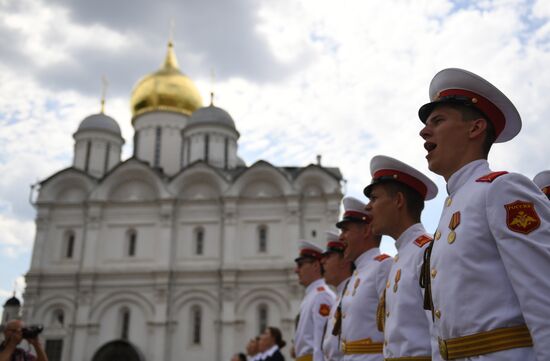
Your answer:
429,160 -> 550,361
341,248 -> 392,361
322,278 -> 350,361
295,278 -> 336,361
383,223 -> 435,360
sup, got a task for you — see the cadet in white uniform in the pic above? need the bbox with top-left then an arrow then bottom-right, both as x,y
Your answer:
533,170 -> 550,200
364,155 -> 439,361
320,231 -> 353,361
336,197 -> 392,361
418,68 -> 550,360
294,240 -> 336,361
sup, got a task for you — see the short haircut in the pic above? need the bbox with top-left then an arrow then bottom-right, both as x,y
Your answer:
443,103 -> 496,156
382,181 -> 424,221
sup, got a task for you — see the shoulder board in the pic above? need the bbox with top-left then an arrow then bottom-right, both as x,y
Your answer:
476,171 -> 508,183
316,286 -> 325,292
374,254 -> 390,262
414,234 -> 432,247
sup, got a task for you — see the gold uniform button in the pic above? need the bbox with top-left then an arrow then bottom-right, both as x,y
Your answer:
431,268 -> 437,278
434,229 -> 441,240
445,197 -> 452,207
386,311 -> 390,318
435,310 -> 441,319
394,254 -> 399,262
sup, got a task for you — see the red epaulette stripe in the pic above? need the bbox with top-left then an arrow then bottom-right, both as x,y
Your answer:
317,286 -> 325,292
414,234 -> 433,247
476,171 -> 508,183
374,254 -> 390,262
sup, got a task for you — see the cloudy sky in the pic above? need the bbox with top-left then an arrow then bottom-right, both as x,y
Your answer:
1,0 -> 550,307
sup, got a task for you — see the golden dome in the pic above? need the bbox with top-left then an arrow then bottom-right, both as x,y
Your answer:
130,42 -> 203,120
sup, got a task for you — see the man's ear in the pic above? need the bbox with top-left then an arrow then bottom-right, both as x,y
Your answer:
395,191 -> 406,210
468,117 -> 488,140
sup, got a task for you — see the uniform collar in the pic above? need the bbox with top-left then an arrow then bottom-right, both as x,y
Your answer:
305,278 -> 325,294
395,223 -> 426,251
354,247 -> 380,270
264,345 -> 278,357
447,159 -> 491,194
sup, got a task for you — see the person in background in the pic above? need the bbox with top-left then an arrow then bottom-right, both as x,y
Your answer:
533,170 -> 550,200
337,196 -> 392,361
259,326 -> 286,361
246,337 -> 261,361
0,320 -> 48,361
364,155 -> 438,361
320,231 -> 353,361
293,240 -> 336,361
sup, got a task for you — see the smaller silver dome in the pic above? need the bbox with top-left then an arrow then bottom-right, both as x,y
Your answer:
188,104 -> 235,129
77,113 -> 121,135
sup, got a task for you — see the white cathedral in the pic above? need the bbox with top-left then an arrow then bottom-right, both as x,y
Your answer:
7,42 -> 344,361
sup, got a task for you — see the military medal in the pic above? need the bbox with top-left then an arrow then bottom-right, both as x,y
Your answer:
393,269 -> 401,293
448,211 -> 461,244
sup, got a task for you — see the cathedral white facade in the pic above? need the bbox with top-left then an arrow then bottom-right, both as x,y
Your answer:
19,42 -> 343,361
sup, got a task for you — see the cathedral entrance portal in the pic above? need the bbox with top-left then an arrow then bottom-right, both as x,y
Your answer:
91,340 -> 144,361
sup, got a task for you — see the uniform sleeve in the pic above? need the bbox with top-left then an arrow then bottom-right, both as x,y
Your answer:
375,258 -> 392,297
311,292 -> 334,361
487,174 -> 550,361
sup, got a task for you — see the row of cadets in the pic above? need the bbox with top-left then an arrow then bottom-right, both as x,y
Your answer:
364,155 -> 438,360
417,68 -> 550,360
293,240 -> 336,361
321,231 -> 353,361
337,197 -> 392,361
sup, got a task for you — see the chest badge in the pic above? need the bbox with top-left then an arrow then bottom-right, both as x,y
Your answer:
505,200 -> 541,234
448,211 -> 461,244
393,269 -> 401,293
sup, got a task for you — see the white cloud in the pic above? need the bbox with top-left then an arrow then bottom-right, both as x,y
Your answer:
0,0 -> 549,299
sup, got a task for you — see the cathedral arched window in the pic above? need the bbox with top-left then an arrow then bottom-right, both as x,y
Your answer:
51,309 -> 64,326
84,141 -> 91,172
191,305 -> 202,345
258,304 -> 269,334
154,127 -> 162,168
120,307 -> 131,340
64,230 -> 75,259
258,225 -> 268,253
126,229 -> 137,257
194,227 -> 204,255
224,137 -> 229,169
204,134 -> 210,163
104,142 -> 111,173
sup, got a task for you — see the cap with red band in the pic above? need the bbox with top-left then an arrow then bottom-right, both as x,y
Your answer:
364,155 -> 438,201
295,240 -> 324,262
323,230 -> 345,254
418,68 -> 521,143
533,171 -> 550,197
336,196 -> 371,228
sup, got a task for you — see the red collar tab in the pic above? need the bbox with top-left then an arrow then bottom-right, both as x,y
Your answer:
374,254 -> 390,262
414,234 -> 433,247
373,169 -> 428,199
438,89 -> 505,139
317,286 -> 326,292
476,171 -> 508,183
